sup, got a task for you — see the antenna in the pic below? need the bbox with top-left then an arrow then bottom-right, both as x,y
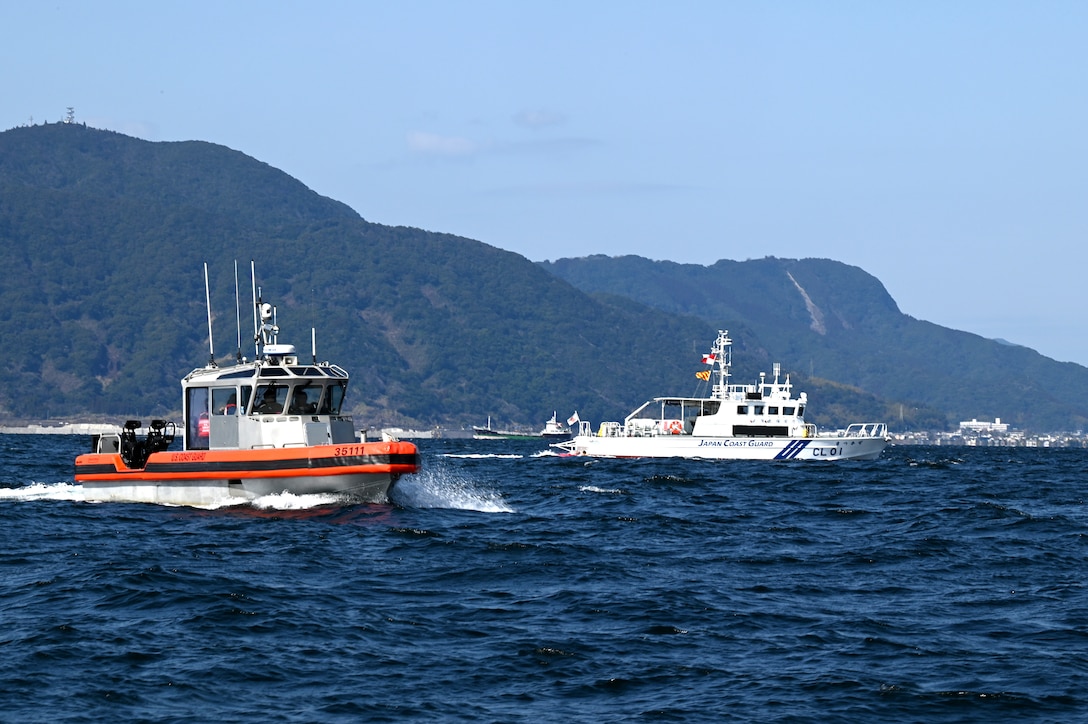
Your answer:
311,327 -> 317,364
234,260 -> 243,363
203,262 -> 216,367
250,260 -> 259,359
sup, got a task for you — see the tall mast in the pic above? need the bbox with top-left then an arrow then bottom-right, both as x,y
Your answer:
711,329 -> 732,399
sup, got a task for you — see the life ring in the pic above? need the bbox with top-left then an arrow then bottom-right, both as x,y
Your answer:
665,420 -> 683,435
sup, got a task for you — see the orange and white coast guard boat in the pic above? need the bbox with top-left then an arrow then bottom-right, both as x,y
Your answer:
553,329 -> 888,461
75,267 -> 418,506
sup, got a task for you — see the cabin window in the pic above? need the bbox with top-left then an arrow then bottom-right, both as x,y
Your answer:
783,407 -> 796,415
768,406 -> 779,415
754,405 -> 764,415
320,382 -> 347,415
210,386 -> 251,416
289,384 -> 318,414
798,405 -> 805,417
252,384 -> 288,415
736,405 -> 748,415
186,387 -> 210,450
212,388 -> 237,416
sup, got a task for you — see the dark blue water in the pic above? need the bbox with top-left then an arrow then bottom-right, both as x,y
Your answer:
2,435 -> 1086,722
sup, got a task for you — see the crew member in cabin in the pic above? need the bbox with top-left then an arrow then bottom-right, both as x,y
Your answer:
290,387 -> 315,414
219,393 -> 237,416
254,386 -> 282,414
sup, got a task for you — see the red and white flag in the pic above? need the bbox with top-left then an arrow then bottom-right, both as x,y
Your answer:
701,353 -> 716,365
567,411 -> 580,426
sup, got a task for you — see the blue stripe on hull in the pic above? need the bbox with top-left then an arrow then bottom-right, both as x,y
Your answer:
774,439 -> 811,460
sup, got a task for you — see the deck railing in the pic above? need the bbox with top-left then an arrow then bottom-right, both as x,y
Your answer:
839,423 -> 888,438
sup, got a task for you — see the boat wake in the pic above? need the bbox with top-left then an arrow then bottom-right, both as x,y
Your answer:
0,482 -> 85,502
392,468 -> 514,513
0,482 -> 360,511
438,449 -> 558,460
239,491 -> 348,510
579,485 -> 626,495
3,467 -> 515,514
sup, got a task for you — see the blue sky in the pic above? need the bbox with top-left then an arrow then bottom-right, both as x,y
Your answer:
5,1 -> 1088,367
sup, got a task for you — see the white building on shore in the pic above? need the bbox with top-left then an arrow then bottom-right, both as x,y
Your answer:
959,417 -> 1009,434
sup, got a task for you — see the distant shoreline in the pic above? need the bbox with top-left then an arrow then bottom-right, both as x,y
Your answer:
0,422 -> 119,435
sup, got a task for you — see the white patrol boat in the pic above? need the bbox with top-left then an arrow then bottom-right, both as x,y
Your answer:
74,263 -> 418,505
553,330 -> 888,461
539,411 -> 572,440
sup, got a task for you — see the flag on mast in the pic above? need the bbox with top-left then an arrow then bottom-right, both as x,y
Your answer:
701,353 -> 716,365
567,411 -> 580,426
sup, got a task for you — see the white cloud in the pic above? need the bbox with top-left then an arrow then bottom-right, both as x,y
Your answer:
406,131 -> 479,156
513,109 -> 566,129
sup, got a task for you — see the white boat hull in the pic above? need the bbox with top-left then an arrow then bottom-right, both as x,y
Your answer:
555,329 -> 889,463
81,473 -> 398,507
76,441 -> 418,507
557,434 -> 887,461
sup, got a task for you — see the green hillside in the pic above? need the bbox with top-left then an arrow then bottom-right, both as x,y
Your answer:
0,123 -> 716,429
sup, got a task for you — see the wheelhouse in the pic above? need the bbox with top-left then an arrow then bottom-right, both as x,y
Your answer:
182,343 -> 356,451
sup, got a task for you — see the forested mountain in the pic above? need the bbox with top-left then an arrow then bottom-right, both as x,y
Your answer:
0,123 -> 713,429
1,122 -> 1085,432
